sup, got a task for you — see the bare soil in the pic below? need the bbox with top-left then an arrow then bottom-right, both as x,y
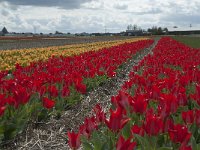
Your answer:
0,36 -> 136,50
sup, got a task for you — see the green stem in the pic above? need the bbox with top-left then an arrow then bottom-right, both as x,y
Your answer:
149,136 -> 157,150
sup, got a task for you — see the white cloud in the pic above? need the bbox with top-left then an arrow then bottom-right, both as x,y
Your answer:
1,0 -> 200,33
113,3 -> 128,10
2,0 -> 94,9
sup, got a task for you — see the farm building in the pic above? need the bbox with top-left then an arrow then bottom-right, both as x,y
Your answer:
125,30 -> 143,36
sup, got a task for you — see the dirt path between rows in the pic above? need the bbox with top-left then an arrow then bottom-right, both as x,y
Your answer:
2,38 -> 159,150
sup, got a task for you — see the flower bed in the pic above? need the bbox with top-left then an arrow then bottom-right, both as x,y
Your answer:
0,39 -> 153,143
68,37 -> 200,150
0,38 -> 147,71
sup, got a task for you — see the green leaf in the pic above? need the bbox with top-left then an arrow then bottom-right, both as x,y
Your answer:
0,125 -> 4,142
37,109 -> 49,122
82,141 -> 93,150
191,136 -> 198,150
81,136 -> 93,150
196,144 -> 200,150
4,123 -> 17,140
157,134 -> 165,147
122,121 -> 131,139
101,141 -> 112,150
101,143 -> 110,150
0,125 -> 4,134
90,130 -> 115,150
91,131 -> 104,150
158,147 -> 173,150
134,134 -> 149,149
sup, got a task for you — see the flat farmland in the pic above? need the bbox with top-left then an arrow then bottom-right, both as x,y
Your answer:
172,36 -> 200,48
0,36 -> 135,50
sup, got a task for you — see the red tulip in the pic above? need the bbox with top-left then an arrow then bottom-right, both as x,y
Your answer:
111,96 -> 118,108
84,116 -> 98,135
105,107 -> 130,132
150,84 -> 161,99
196,85 -> 200,95
78,116 -> 98,139
131,94 -> 147,114
13,86 -> 31,108
111,91 -> 132,110
0,94 -> 6,106
38,86 -> 47,97
131,124 -> 144,136
67,131 -> 81,150
61,86 -> 70,97
0,106 -> 6,117
182,110 -> 194,124
123,80 -> 133,90
143,114 -> 163,136
42,97 -> 55,109
116,135 -> 137,150
195,109 -> 200,126
192,85 -> 200,106
107,71 -> 116,78
179,75 -> 191,87
179,145 -> 192,150
168,124 -> 191,145
162,118 -> 174,133
75,83 -> 86,94
48,85 -> 58,97
159,93 -> 178,116
93,104 -> 105,123
79,124 -> 90,139
176,87 -> 188,106
5,96 -> 16,107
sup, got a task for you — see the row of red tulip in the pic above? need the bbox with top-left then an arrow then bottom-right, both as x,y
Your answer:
0,39 -> 153,142
67,37 -> 200,150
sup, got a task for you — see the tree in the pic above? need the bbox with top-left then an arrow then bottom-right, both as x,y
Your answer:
2,27 -> 8,34
133,24 -> 137,31
147,26 -> 168,35
157,27 -> 163,35
163,28 -> 168,34
127,24 -> 139,31
55,31 -> 63,34
127,24 -> 132,30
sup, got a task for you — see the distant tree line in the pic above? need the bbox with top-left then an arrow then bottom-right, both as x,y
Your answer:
127,24 -> 142,31
126,24 -> 169,35
147,26 -> 168,35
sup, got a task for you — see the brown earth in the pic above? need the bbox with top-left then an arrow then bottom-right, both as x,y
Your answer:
0,36 -> 138,50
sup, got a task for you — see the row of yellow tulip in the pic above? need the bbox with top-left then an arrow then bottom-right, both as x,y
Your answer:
0,38 -> 148,71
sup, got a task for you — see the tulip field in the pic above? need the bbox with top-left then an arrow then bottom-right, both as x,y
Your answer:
0,37 -> 151,147
0,36 -> 200,150
67,37 -> 200,150
0,38 -> 145,71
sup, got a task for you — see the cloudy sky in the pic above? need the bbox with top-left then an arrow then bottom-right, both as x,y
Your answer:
0,0 -> 200,33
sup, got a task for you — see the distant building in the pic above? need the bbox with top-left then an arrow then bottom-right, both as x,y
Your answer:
76,32 -> 90,36
125,30 -> 143,36
168,30 -> 200,35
